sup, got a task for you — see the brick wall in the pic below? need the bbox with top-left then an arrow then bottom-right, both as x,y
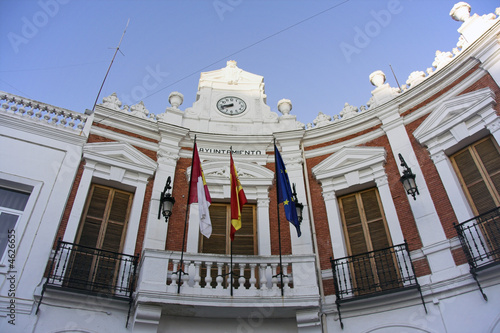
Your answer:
53,160 -> 85,248
166,157 -> 191,251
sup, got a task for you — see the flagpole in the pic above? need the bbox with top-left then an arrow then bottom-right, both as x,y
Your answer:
274,139 -> 284,296
178,135 -> 197,294
230,147 -> 234,296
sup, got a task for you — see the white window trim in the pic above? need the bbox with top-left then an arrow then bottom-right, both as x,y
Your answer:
186,160 -> 275,256
414,87 -> 500,223
0,173 -> 42,269
311,146 -> 404,259
62,142 -> 156,256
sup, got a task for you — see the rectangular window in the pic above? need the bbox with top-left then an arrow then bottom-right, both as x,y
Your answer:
0,187 -> 30,259
199,203 -> 256,287
200,203 -> 256,255
452,136 -> 500,258
66,184 -> 133,292
451,136 -> 500,215
338,188 -> 400,295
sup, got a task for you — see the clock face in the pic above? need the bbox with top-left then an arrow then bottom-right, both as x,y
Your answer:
216,96 -> 247,115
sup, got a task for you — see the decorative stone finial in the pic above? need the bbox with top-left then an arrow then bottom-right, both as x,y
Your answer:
223,60 -> 241,85
277,98 -> 292,115
450,2 -> 471,22
129,101 -> 150,119
100,92 -> 122,111
313,112 -> 332,127
369,70 -> 386,87
340,103 -> 358,119
406,71 -> 427,88
432,50 -> 453,70
168,92 -> 184,108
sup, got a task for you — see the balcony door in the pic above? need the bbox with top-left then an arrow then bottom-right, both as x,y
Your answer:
451,136 -> 500,256
339,188 -> 400,295
66,184 -> 133,292
199,203 -> 256,287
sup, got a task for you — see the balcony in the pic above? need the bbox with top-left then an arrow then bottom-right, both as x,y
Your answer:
454,206 -> 500,300
39,240 -> 138,300
135,250 -> 319,315
330,242 -> 425,328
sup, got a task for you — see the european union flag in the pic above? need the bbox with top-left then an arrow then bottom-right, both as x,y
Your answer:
274,145 -> 301,237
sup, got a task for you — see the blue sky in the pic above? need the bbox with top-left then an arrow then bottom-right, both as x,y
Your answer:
1,0 -> 498,125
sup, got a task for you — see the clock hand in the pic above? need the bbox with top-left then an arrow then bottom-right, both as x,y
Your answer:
221,103 -> 234,109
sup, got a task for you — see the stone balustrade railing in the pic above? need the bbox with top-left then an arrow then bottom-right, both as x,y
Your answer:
0,91 -> 87,131
137,250 -> 319,299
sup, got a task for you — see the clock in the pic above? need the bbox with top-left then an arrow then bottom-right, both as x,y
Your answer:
216,96 -> 247,115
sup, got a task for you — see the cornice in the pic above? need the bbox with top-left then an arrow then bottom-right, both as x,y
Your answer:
303,112 -> 382,149
93,105 -> 160,141
0,113 -> 88,146
90,126 -> 159,152
304,127 -> 386,159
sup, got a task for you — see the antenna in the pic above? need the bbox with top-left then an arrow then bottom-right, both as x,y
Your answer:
91,19 -> 130,113
389,64 -> 402,91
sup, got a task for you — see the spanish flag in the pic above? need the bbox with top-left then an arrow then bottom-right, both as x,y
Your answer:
189,142 -> 212,238
230,151 -> 247,241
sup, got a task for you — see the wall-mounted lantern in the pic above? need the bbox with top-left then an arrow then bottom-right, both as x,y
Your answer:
398,153 -> 419,200
292,183 -> 304,222
158,176 -> 175,223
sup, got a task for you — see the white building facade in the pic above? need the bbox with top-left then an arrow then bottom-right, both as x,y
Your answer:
1,2 -> 500,332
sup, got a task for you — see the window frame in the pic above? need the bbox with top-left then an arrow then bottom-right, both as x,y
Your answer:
451,135 -> 500,216
198,202 -> 257,256
75,183 -> 134,253
0,176 -> 38,268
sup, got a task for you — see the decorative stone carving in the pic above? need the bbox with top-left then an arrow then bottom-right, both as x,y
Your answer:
313,112 -> 332,127
129,101 -> 149,119
432,50 -> 454,70
277,98 -> 292,115
340,103 -> 358,119
100,93 -> 122,111
450,2 -> 471,22
168,92 -> 184,108
223,60 -> 242,85
369,70 -> 386,87
375,175 -> 389,187
295,121 -> 305,130
406,71 -> 427,88
431,151 -> 447,164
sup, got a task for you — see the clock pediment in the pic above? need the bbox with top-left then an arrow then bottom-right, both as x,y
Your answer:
180,61 -> 303,135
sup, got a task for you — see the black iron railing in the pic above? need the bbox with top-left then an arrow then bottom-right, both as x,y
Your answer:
454,206 -> 500,300
331,242 -> 425,328
37,240 -> 138,326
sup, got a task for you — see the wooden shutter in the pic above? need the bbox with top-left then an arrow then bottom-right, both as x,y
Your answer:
452,136 -> 500,215
339,188 -> 398,294
67,184 -> 133,292
200,203 -> 256,255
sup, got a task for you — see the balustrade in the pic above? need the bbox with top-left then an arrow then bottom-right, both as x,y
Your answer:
1,91 -> 87,131
137,250 -> 318,298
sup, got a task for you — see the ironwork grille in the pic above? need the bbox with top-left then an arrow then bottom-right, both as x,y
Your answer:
454,206 -> 500,272
45,240 -> 138,299
331,242 -> 419,301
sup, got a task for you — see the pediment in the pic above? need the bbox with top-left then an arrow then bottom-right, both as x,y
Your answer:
83,142 -> 157,175
188,160 -> 274,185
312,146 -> 386,181
414,88 -> 495,145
